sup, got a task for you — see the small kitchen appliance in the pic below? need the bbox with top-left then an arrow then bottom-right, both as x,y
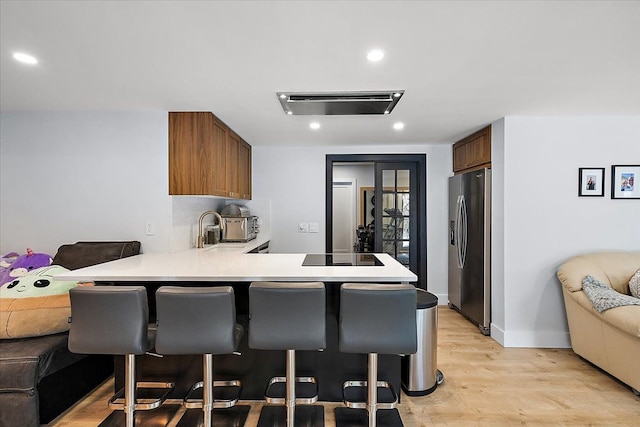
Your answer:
220,204 -> 258,242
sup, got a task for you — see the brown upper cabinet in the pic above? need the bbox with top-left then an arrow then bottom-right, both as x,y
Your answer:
226,130 -> 252,200
452,125 -> 491,174
237,137 -> 252,200
169,112 -> 252,199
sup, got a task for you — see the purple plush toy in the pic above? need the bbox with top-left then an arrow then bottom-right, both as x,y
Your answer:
0,248 -> 52,287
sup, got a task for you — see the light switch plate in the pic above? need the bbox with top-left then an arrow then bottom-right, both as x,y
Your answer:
298,223 -> 309,233
145,222 -> 155,236
309,223 -> 319,233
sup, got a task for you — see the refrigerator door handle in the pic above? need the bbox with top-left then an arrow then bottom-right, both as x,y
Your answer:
455,196 -> 463,268
460,195 -> 468,268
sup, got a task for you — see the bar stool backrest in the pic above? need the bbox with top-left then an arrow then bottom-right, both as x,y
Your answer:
155,286 -> 238,355
68,286 -> 149,355
249,282 -> 326,351
339,283 -> 417,355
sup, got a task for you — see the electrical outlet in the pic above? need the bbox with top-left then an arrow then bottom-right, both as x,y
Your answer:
145,222 -> 155,236
309,223 -> 319,233
298,223 -> 309,233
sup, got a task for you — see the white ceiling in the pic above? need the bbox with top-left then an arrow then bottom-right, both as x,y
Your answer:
1,1 -> 639,146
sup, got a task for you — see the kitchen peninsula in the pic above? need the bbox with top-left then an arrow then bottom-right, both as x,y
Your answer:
56,238 -> 417,401
56,237 -> 416,284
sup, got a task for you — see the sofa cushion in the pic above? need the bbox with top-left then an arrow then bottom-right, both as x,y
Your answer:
582,275 -> 640,313
630,269 -> 640,299
0,333 -> 83,392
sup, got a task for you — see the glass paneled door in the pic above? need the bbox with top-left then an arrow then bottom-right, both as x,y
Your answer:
375,163 -> 418,277
326,154 -> 426,289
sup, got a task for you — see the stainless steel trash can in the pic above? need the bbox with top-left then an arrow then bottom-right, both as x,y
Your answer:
401,289 -> 443,396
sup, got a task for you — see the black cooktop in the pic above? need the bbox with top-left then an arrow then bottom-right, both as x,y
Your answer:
302,253 -> 383,267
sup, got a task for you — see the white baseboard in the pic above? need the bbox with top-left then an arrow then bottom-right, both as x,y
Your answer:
500,329 -> 571,348
490,323 -> 505,346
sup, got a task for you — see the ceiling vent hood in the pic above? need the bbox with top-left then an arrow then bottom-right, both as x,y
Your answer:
277,90 -> 404,115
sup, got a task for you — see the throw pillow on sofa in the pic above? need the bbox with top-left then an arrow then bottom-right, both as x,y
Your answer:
582,275 -> 640,313
0,265 -> 82,339
630,269 -> 640,299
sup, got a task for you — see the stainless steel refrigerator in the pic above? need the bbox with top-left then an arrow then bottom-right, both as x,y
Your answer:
448,168 -> 491,335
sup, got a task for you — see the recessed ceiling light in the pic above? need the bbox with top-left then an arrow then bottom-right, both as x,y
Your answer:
13,52 -> 38,65
367,49 -> 384,62
286,111 -> 293,115
393,122 -> 405,130
279,94 -> 287,99
393,92 -> 402,98
310,122 -> 321,130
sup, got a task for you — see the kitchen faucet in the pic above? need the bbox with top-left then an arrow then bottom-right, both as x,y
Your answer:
197,210 -> 224,248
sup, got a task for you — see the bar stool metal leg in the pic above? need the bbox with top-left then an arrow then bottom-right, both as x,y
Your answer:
203,354 -> 213,427
367,353 -> 377,427
125,354 -> 135,427
286,349 -> 296,427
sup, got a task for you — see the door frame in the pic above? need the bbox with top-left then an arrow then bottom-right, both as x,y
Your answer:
325,154 -> 427,289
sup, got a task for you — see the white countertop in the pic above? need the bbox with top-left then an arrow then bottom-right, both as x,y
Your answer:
54,236 -> 417,283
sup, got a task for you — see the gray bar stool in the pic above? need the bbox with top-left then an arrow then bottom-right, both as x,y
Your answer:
337,283 -> 417,427
68,286 -> 174,427
249,281 -> 326,427
154,286 -> 248,427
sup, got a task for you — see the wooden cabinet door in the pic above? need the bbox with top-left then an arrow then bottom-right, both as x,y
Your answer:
169,112 -> 215,195
469,134 -> 490,166
226,130 -> 241,198
210,117 -> 229,197
453,141 -> 469,172
225,131 -> 252,200
238,140 -> 252,200
169,112 -> 231,196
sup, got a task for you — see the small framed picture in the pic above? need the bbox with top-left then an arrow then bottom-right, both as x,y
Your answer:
611,165 -> 640,199
578,167 -> 605,197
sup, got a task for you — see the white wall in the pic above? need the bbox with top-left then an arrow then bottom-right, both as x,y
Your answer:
0,112 -> 242,256
490,118 -> 506,343
252,144 -> 452,300
495,116 -> 640,348
0,112 -> 172,255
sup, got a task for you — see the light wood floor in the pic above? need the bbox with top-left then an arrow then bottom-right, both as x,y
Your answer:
49,307 -> 640,426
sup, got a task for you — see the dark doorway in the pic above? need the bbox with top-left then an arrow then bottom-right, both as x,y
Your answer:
326,154 -> 427,289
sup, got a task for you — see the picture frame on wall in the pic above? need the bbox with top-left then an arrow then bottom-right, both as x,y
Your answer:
578,167 -> 605,197
611,165 -> 640,199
